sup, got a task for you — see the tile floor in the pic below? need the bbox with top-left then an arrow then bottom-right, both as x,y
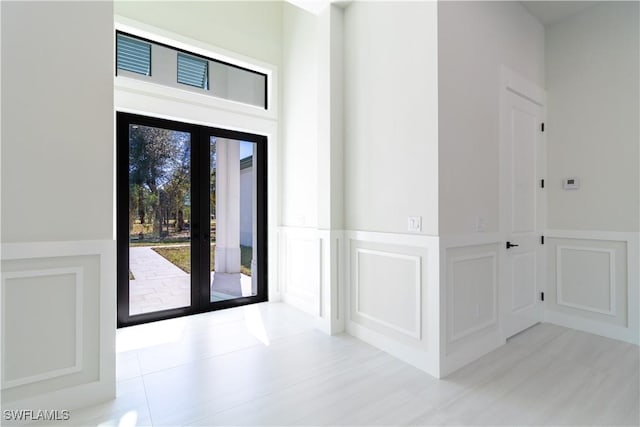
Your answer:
31,302 -> 640,426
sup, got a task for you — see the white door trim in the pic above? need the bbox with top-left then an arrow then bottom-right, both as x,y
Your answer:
502,67 -> 546,107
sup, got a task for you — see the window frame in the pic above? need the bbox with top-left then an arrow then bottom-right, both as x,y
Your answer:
115,30 -> 268,109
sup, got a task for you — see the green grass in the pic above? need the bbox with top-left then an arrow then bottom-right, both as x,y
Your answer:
153,246 -> 192,273
130,239 -> 190,247
153,245 -> 253,276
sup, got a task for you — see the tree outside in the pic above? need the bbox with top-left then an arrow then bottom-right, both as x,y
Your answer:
128,126 -> 252,276
128,125 -> 191,244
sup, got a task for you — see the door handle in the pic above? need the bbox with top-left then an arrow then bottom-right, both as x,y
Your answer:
506,241 -> 519,249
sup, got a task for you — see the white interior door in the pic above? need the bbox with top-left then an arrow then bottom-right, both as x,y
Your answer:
500,88 -> 545,339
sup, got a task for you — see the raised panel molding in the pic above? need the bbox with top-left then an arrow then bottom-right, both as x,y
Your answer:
279,228 -> 322,316
447,252 -> 498,343
511,252 -> 537,312
1,268 -> 84,389
277,228 -> 344,334
316,229 -> 344,334
545,230 -> 638,345
343,230 -> 439,377
354,248 -> 422,339
285,237 -> 321,299
439,237 -> 505,377
0,239 -> 115,411
556,246 -> 616,316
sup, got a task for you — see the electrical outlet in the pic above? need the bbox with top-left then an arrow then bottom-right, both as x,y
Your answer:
408,216 -> 422,232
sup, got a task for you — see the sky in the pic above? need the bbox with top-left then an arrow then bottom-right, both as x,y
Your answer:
239,141 -> 254,160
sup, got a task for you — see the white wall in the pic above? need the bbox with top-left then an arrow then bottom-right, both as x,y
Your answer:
281,3 -> 319,228
1,1 -> 115,410
317,6 -> 344,232
344,1 -> 439,236
114,1 -> 283,66
343,1 -> 441,377
544,2 -> 639,344
2,2 -> 115,243
438,1 -> 544,235
546,1 -> 639,233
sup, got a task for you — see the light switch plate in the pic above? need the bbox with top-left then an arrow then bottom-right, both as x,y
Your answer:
408,216 -> 422,232
475,216 -> 488,232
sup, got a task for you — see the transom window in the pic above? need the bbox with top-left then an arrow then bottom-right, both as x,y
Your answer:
115,32 -> 267,109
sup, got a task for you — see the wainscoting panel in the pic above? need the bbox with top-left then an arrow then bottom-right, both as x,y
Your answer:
278,227 -> 344,334
2,268 -> 83,389
448,251 -> 497,343
545,230 -> 638,344
344,231 -> 439,377
355,248 -> 421,339
512,252 -> 537,312
440,235 -> 504,377
0,240 -> 115,411
556,246 -> 615,315
317,230 -> 344,335
279,228 -> 322,317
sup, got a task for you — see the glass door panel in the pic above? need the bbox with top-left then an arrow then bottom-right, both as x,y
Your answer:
209,137 -> 258,302
128,124 -> 192,316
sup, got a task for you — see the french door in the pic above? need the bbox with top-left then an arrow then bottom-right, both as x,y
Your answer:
117,112 -> 267,327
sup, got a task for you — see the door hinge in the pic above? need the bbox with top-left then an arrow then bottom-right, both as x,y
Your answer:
540,292 -> 545,301
541,235 -> 545,245
541,122 -> 545,132
541,179 -> 545,188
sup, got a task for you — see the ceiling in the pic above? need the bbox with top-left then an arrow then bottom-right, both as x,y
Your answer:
287,0 -> 329,15
521,1 -> 600,26
288,1 -> 601,24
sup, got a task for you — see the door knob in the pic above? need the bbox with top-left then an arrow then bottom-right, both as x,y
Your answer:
506,241 -> 519,249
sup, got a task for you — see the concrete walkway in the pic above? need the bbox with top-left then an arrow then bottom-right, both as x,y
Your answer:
129,246 -> 190,315
128,246 -> 253,315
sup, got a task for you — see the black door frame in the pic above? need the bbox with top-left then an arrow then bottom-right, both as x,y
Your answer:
116,112 -> 268,328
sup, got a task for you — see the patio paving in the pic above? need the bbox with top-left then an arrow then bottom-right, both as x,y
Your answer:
129,246 -> 253,315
